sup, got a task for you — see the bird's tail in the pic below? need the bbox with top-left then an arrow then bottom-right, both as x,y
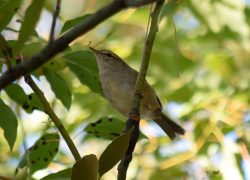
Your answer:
154,111 -> 185,140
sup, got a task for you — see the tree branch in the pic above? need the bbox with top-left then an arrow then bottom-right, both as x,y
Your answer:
49,0 -> 61,42
24,75 -> 81,161
125,0 -> 158,7
0,0 -> 159,90
117,1 -> 164,179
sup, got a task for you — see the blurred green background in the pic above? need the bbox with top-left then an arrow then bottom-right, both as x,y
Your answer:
1,0 -> 250,179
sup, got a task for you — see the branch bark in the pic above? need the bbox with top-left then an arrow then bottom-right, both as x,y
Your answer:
0,0 -> 159,90
117,1 -> 164,179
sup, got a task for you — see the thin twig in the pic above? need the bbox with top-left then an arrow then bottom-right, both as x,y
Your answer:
0,0 -> 159,90
172,18 -> 180,78
24,75 -> 81,161
117,1 -> 164,180
49,0 -> 61,42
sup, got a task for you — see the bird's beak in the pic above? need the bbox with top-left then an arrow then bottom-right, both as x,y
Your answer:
89,47 -> 99,54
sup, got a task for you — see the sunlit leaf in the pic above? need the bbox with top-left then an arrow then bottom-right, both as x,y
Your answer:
27,93 -> 44,112
205,53 -> 237,78
72,154 -> 99,180
207,169 -> 222,180
21,42 -> 43,59
41,168 -> 72,180
5,84 -> 27,105
166,85 -> 193,102
5,84 -> 44,113
64,50 -> 103,95
0,98 -> 18,150
245,7 -> 250,25
61,14 -> 91,34
0,0 -> 21,31
84,117 -> 147,140
235,153 -> 244,178
15,151 -> 29,175
15,0 -> 45,53
43,68 -> 72,109
194,119 -> 209,140
160,0 -> 178,20
42,56 -> 67,72
16,133 -> 60,174
99,128 -> 133,177
84,117 -> 125,140
149,165 -> 186,180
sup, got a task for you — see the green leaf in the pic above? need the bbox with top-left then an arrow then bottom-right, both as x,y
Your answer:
5,84 -> 28,105
43,68 -> 72,109
42,56 -> 67,72
16,133 -> 60,174
205,53 -> 237,79
99,128 -> 133,177
0,0 -> 21,31
61,14 -> 91,34
20,93 -> 44,113
72,154 -> 99,180
41,168 -> 72,180
160,0 -> 177,20
84,117 -> 147,140
166,85 -> 193,102
5,84 -> 44,113
64,50 -> 103,95
0,98 -> 18,150
85,117 -> 125,140
15,0 -> 45,53
21,42 -> 43,59
27,93 -> 44,112
194,119 -> 209,140
15,150 -> 29,175
149,165 -> 186,180
235,153 -> 244,178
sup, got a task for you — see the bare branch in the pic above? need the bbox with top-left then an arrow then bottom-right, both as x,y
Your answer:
117,1 -> 164,179
49,0 -> 61,42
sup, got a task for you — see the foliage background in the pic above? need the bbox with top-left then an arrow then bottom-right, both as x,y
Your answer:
0,0 -> 250,179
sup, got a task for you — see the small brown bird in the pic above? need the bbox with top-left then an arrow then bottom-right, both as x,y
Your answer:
89,47 -> 185,139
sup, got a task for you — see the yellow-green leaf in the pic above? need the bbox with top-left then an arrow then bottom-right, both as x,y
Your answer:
61,14 -> 91,34
99,128 -> 133,177
64,50 -> 103,95
43,68 -> 72,109
72,154 -> 99,180
41,168 -> 72,180
0,98 -> 18,150
16,133 -> 60,174
0,0 -> 21,31
15,0 -> 45,53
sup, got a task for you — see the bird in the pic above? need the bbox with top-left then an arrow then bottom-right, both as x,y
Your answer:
89,47 -> 185,139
